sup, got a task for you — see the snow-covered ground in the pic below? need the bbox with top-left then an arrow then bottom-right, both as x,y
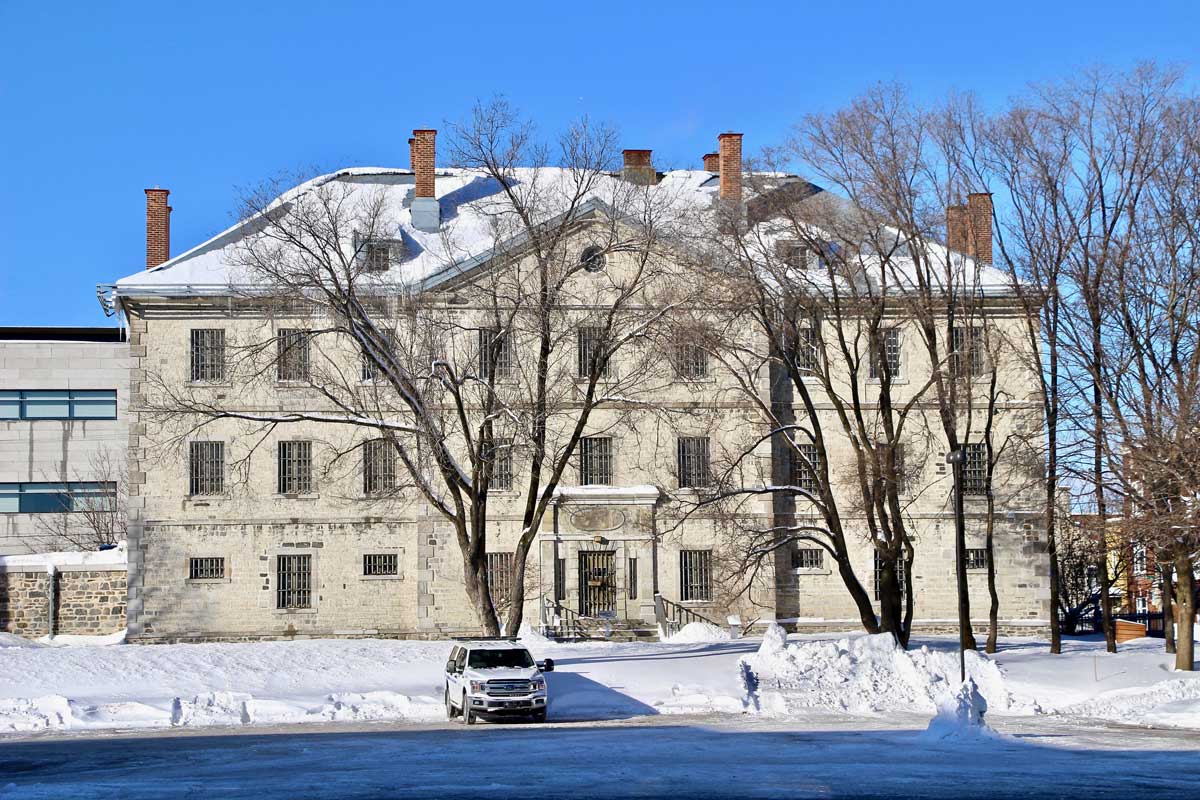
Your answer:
0,626 -> 1196,737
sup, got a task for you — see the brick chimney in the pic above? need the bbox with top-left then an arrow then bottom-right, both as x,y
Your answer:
718,132 -> 743,203
410,128 -> 440,232
702,152 -> 720,172
966,193 -> 993,265
622,149 -> 656,185
946,204 -> 968,255
144,188 -> 171,269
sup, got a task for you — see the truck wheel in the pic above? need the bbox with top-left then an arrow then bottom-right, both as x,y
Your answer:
463,692 -> 476,725
532,710 -> 547,723
445,687 -> 458,719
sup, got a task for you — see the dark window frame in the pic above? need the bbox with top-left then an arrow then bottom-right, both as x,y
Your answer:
188,441 -> 225,496
0,390 -> 118,421
188,556 -> 226,580
680,549 -> 714,602
276,553 -> 313,609
278,440 -> 314,495
190,329 -> 227,382
578,436 -> 614,485
362,552 -> 399,576
276,329 -> 311,382
677,436 -> 712,489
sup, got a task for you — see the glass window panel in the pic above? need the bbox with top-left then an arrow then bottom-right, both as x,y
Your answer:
70,391 -> 118,419
0,392 -> 19,419
0,486 -> 19,512
22,391 -> 72,418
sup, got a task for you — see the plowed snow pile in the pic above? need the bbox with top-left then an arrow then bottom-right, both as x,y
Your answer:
742,626 -> 1023,715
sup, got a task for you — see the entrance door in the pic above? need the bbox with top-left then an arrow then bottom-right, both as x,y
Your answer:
578,551 -> 616,616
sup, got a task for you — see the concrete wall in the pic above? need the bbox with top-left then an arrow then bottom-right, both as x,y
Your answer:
0,336 -> 131,555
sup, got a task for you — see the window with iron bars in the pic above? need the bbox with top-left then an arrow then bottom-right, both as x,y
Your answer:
792,443 -> 822,494
962,443 -> 989,495
796,326 -> 819,374
278,441 -> 313,495
950,326 -> 985,377
792,548 -> 824,570
477,328 -> 515,381
276,553 -> 312,609
276,329 -> 310,381
362,439 -> 397,495
553,557 -> 566,602
362,553 -> 399,576
360,333 -> 395,382
677,436 -> 712,489
674,342 -> 708,380
578,437 -> 613,485
873,550 -> 907,601
188,441 -> 225,496
577,326 -> 608,378
680,549 -> 713,602
486,552 -> 515,608
488,438 -> 513,491
869,328 -> 902,380
965,548 -> 988,570
190,329 -> 226,382
362,238 -> 402,273
188,556 -> 225,580
627,557 -> 638,600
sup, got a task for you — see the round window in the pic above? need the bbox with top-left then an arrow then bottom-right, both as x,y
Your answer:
580,245 -> 606,273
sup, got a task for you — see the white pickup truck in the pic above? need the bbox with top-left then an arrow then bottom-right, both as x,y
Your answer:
444,639 -> 554,724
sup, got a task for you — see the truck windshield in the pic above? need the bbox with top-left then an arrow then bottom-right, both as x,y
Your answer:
468,648 -> 535,669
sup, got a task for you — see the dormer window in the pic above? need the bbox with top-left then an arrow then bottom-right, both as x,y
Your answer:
358,234 -> 404,273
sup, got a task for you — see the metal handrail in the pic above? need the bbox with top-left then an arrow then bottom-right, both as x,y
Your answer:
654,592 -> 720,638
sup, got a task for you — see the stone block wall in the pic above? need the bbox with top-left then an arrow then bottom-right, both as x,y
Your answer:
0,567 -> 127,637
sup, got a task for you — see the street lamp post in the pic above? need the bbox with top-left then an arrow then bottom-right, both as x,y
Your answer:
946,448 -> 968,684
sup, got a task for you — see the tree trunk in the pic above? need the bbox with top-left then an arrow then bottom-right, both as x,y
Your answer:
1098,548 -> 1116,653
984,493 -> 1000,653
952,459 -> 977,651
1162,564 -> 1176,655
462,555 -> 502,637
1173,552 -> 1195,672
836,554 -> 883,636
878,556 -> 907,648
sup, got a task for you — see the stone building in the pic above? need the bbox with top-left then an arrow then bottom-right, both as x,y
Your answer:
0,327 -> 130,555
100,130 -> 1051,642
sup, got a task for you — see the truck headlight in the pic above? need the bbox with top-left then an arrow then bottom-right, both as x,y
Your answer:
530,679 -> 545,692
470,681 -> 487,694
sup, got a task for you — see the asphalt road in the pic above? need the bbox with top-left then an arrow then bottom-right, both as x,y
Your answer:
1,715 -> 1198,799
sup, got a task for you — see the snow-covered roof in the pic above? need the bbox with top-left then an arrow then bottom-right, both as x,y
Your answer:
107,167 -> 727,303
0,542 -> 127,572
102,165 -> 1015,308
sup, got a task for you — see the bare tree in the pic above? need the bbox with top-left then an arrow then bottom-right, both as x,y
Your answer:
141,99 -> 690,635
30,447 -> 128,551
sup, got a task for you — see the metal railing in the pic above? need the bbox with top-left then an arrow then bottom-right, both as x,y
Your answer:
654,593 -> 719,638
539,597 -> 586,641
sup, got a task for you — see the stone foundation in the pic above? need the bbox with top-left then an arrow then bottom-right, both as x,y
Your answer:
0,567 -> 127,638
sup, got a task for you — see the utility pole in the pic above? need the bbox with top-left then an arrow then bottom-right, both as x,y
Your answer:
947,449 -> 968,683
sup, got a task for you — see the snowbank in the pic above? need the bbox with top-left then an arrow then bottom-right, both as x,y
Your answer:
742,631 -> 1020,715
920,678 -> 999,742
1063,678 -> 1200,730
661,622 -> 731,644
0,542 -> 127,570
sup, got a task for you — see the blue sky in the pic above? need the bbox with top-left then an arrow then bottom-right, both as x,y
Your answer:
2,0 -> 1198,326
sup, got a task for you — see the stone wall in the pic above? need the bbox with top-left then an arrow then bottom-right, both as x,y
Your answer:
0,567 -> 127,637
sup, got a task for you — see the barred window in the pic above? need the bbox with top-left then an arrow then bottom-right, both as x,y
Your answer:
962,443 -> 989,496
796,326 -> 819,374
489,438 -> 513,491
278,441 -> 313,495
577,326 -> 608,378
360,333 -> 395,382
276,553 -> 312,609
486,552 -> 515,608
190,329 -> 226,382
873,550 -> 907,601
869,328 -> 902,380
950,326 -> 985,377
188,441 -> 225,496
578,436 -> 613,485
553,557 -> 566,602
276,329 -> 310,382
627,556 -> 638,600
188,557 -> 225,580
792,548 -> 824,570
680,550 -> 713,602
362,439 -> 397,495
792,443 -> 822,493
674,343 -> 708,380
477,328 -> 514,381
677,436 -> 712,489
363,553 -> 398,576
965,548 -> 988,570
